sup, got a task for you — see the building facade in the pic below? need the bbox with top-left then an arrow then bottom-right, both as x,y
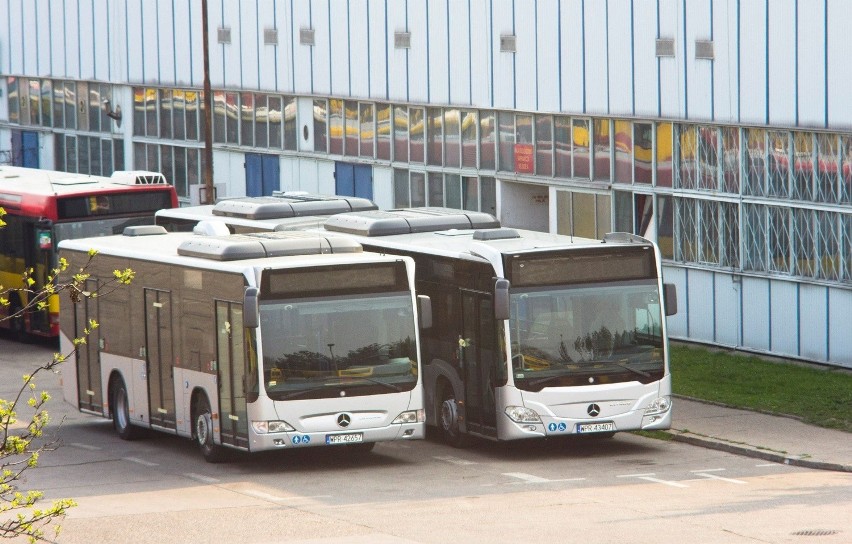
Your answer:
1,0 -> 850,367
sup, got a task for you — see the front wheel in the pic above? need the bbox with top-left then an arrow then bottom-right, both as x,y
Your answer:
438,387 -> 468,448
112,380 -> 143,440
194,396 -> 227,463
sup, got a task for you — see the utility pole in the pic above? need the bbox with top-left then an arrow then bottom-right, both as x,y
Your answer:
201,0 -> 214,204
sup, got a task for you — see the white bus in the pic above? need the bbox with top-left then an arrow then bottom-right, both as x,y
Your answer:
59,226 -> 428,461
319,208 -> 678,446
155,191 -> 376,235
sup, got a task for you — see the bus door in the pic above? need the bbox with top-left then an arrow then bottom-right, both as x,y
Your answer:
75,279 -> 102,413
144,289 -> 176,429
216,301 -> 249,449
460,289 -> 498,437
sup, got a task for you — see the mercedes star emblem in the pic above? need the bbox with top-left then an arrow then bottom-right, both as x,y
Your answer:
337,413 -> 352,428
587,404 -> 601,417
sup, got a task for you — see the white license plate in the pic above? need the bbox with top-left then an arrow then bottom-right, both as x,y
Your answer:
576,422 -> 616,434
326,433 -> 364,445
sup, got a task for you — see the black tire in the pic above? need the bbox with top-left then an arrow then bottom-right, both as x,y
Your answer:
438,386 -> 468,448
193,395 -> 227,463
112,380 -> 143,440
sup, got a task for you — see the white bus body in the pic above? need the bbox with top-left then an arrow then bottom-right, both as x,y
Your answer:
59,227 -> 425,461
318,208 -> 678,445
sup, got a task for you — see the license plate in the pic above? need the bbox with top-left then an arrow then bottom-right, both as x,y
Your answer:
326,433 -> 364,445
576,422 -> 616,434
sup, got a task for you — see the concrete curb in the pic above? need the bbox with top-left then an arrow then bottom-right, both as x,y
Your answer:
662,431 -> 852,473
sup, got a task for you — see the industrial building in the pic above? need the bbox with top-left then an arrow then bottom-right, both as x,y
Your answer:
1,0 -> 849,367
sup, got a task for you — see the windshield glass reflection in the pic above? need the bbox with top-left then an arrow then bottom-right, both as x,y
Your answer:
509,280 -> 664,390
260,293 -> 417,400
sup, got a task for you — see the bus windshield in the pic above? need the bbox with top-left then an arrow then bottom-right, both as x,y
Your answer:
260,292 -> 418,401
509,280 -> 664,390
54,216 -> 158,242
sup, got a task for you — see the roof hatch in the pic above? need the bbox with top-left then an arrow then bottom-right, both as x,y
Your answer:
323,207 -> 500,236
212,193 -> 377,220
177,231 -> 362,261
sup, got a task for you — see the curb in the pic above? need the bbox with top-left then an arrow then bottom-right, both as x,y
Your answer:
663,431 -> 852,473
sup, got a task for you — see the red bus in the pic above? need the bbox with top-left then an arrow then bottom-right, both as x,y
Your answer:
0,166 -> 178,339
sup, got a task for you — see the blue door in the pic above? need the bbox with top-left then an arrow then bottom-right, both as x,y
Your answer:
245,153 -> 280,196
335,162 -> 373,200
21,131 -> 39,168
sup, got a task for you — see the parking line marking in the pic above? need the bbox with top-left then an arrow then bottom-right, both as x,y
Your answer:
618,473 -> 688,488
692,468 -> 725,472
434,455 -> 477,466
69,443 -> 101,451
244,490 -> 330,502
692,471 -> 747,485
502,472 -> 586,484
184,473 -> 220,484
124,457 -> 159,467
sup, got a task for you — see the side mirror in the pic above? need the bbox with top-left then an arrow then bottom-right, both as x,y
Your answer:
494,278 -> 510,320
418,295 -> 432,330
663,283 -> 677,316
244,287 -> 259,328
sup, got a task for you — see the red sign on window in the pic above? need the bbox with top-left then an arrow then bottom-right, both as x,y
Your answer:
514,143 -> 534,174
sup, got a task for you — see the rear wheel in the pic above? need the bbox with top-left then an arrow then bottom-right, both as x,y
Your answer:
438,386 -> 468,448
112,379 -> 143,440
194,395 -> 227,463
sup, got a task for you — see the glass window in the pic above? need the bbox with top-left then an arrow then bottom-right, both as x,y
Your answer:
792,132 -> 814,201
675,198 -> 697,262
677,124 -> 698,189
393,106 -> 409,162
427,107 -> 443,166
768,205 -> 791,273
142,86 -> 156,137
187,147 -> 200,189
613,120 -> 632,183
66,136 -> 77,173
52,80 -> 64,128
225,92 -> 239,144
445,108 -> 461,167
133,142 -> 147,171
344,100 -> 359,157
313,99 -> 328,152
445,173 -> 461,209
29,79 -> 41,126
462,176 -> 479,211
329,99 -> 344,154
376,103 -> 391,160
160,146 -> 175,191
410,171 -> 426,206
64,81 -> 77,130
841,135 -> 852,205
40,79 -> 53,127
428,172 -> 444,206
655,122 -> 673,187
99,83 -> 112,131
815,133 -> 838,204
54,134 -> 65,170
188,91 -> 200,141
283,96 -> 297,151
159,89 -> 173,140
360,102 -> 375,158
699,199 -> 720,263
268,96 -> 282,149
88,137 -> 102,175
744,128 -> 767,196
88,85 -> 102,132
146,143 -> 159,173
480,176 -> 496,215
635,194 -> 654,238
596,193 -> 611,237
172,90 -> 187,140
255,94 -> 269,148
698,126 -> 719,190
409,107 -> 425,163
100,139 -> 111,174
393,168 -> 410,207
535,115 -> 553,176
572,118 -> 590,178
458,110 -> 477,168
133,88 -> 145,136
497,111 -> 515,172
7,77 -> 20,124
479,111 -> 496,170
657,195 -> 674,259
554,116 -> 571,178
113,138 -> 125,171
17,78 -> 30,125
632,122 -> 652,184
721,127 -> 740,194
613,191 -> 633,233
767,131 -> 790,198
173,146 -> 188,198
592,119 -> 611,181
213,91 -> 227,144
78,136 -> 91,174
240,92 -> 254,147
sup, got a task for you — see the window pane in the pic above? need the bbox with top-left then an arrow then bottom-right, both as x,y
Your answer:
676,198 -> 697,262
187,147 -> 200,189
721,127 -> 740,193
283,96 -> 297,151
146,143 -> 159,173
268,96 -> 282,149
841,135 -> 852,205
160,146 -> 175,192
376,103 -> 391,160
173,147 -> 188,199
17,78 -> 29,125
172,90 -> 186,140
613,191 -> 633,233
497,111 -> 515,172
744,128 -> 766,196
99,83 -> 111,131
656,122 -> 673,187
241,92 -> 254,147
186,91 -> 199,140
66,136 -> 78,172
554,116 -> 571,178
461,110 -> 478,168
462,176 -> 479,211
40,79 -> 52,127
101,138 -> 112,175
698,126 -> 718,190
635,194 -> 654,238
428,172 -> 444,206
792,132 -> 814,201
572,118 -> 590,178
677,124 -> 698,189
64,81 -> 77,130
255,94 -> 269,148
699,199 -> 720,263
595,193 -> 611,238
133,142 -> 146,171
313,99 -> 328,152
767,131 -> 789,198
573,192 -> 597,238
613,120 -> 632,183
427,108 -> 443,166
345,100 -> 359,157
54,134 -> 65,170
768,205 -> 791,273
29,79 -> 41,126
409,107 -> 425,163
479,111 -> 496,170
445,108 -> 461,167
394,106 -> 409,162
159,89 -> 173,140
213,91 -> 226,144
657,195 -> 674,258
815,134 -> 838,204
393,168 -> 410,207
633,122 -> 652,184
592,119 -> 610,181
556,191 -> 572,236
722,202 -> 739,268
445,173 -> 461,209
52,80 -> 64,128
329,99 -> 344,154
7,77 -> 19,124
226,92 -> 239,144
144,87 -> 157,137
359,102 -> 375,158
535,115 -> 553,176
87,84 -> 101,132
515,114 -> 533,174
113,139 -> 125,171
78,136 -> 91,174
410,171 -> 426,206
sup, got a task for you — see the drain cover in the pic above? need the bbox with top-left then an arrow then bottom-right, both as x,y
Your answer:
791,530 -> 840,537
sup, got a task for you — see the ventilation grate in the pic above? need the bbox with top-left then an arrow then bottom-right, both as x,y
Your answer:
394,31 -> 411,49
695,40 -> 714,59
264,28 -> 278,45
500,34 -> 516,53
217,27 -> 231,44
300,27 -> 315,46
656,38 -> 675,57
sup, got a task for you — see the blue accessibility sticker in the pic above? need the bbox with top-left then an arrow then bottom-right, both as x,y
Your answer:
548,422 -> 557,432
292,436 -> 301,444
557,422 -> 567,432
301,435 -> 311,444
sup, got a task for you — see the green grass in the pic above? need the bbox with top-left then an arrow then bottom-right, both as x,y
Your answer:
670,344 -> 852,433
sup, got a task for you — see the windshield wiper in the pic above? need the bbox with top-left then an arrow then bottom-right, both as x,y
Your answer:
277,383 -> 342,401
615,361 -> 652,379
527,375 -> 569,389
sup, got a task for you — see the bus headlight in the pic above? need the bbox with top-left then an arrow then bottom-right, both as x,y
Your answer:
392,410 -> 424,424
251,420 -> 295,434
644,396 -> 671,416
504,406 -> 542,423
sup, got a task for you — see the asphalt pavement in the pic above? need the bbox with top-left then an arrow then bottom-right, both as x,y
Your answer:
666,396 -> 851,473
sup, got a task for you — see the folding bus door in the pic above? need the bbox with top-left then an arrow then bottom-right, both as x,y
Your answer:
460,290 -> 498,438
75,279 -> 102,413
216,301 -> 249,449
145,289 -> 176,429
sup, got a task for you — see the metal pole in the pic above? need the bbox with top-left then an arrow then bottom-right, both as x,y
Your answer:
201,0 -> 214,205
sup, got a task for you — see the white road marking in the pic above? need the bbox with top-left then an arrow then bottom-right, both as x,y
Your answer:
68,442 -> 101,451
123,457 -> 159,467
434,455 -> 477,466
243,490 -> 331,502
691,470 -> 747,484
756,463 -> 785,468
184,473 -> 220,484
617,473 -> 689,488
502,472 -> 585,484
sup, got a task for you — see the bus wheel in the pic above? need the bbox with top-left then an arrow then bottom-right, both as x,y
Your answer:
112,379 -> 143,440
194,396 -> 226,463
439,388 -> 468,448
8,298 -> 28,342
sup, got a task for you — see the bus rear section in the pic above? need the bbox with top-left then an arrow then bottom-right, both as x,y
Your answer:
58,227 -> 426,462
319,208 -> 677,445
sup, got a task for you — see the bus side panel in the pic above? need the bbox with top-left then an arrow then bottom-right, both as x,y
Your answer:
59,331 -> 80,410
99,352 -> 145,423
173,367 -> 218,440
